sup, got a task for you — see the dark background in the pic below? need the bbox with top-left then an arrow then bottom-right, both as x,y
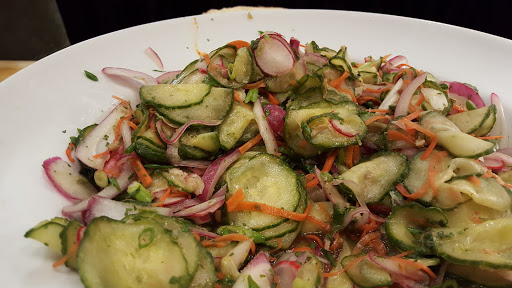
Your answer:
2,0 -> 510,60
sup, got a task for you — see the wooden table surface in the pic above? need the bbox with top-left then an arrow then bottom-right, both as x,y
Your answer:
0,61 -> 36,82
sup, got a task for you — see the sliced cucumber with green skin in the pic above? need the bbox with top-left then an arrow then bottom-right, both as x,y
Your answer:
157,87 -> 234,125
180,69 -> 208,84
25,221 -> 66,254
179,126 -> 220,153
139,84 -> 211,109
208,45 -> 251,89
226,153 -> 303,231
232,47 -> 254,85
287,88 -> 324,111
341,255 -> 392,288
314,65 -> 343,82
131,105 -> 149,143
309,41 -> 337,59
178,144 -> 211,160
284,101 -> 362,157
329,46 -> 356,78
447,105 -> 496,135
296,74 -> 322,94
425,218 -> 512,269
447,264 -> 512,288
385,203 -> 447,254
444,200 -> 507,229
336,152 -> 408,204
264,225 -> 302,249
420,80 -> 452,115
294,252 -> 323,288
259,189 -> 306,240
325,239 -> 354,288
218,101 -> 255,150
172,59 -> 200,84
420,111 -> 496,158
77,216 -> 190,288
301,112 -> 367,149
60,220 -> 82,269
134,129 -> 168,163
189,245 -> 217,288
472,106 -> 497,136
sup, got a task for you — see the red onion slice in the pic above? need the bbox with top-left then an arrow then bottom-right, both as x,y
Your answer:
329,118 -> 359,137
289,37 -> 303,58
189,228 -> 219,239
102,67 -> 158,85
254,34 -> 295,76
199,149 -> 241,201
173,196 -> 225,217
144,47 -> 164,70
489,93 -> 509,148
378,78 -> 403,112
382,55 -> 407,73
314,167 -> 349,209
189,214 -> 212,225
264,104 -> 286,137
156,70 -> 181,84
165,198 -> 201,212
367,252 -> 429,284
166,120 -> 222,145
394,73 -> 427,117
61,163 -> 134,219
83,195 -> 172,224
275,260 -> 300,288
43,157 -> 97,202
234,252 -> 273,288
75,103 -> 131,170
254,98 -> 279,155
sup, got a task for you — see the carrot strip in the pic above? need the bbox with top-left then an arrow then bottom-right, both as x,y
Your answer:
226,188 -> 246,208
396,182 -> 429,200
476,135 -> 504,140
305,173 -> 317,182
198,52 -> 211,65
201,240 -> 227,248
452,105 -> 465,113
490,172 -> 512,189
129,157 -> 153,187
232,201 -> 312,221
353,145 -> 360,165
266,91 -> 280,105
306,234 -> 324,248
152,187 -> 171,207
292,247 -> 315,254
415,91 -> 425,106
234,90 -> 252,109
482,169 -> 493,178
66,142 -> 76,163
322,149 -> 338,172
323,255 -> 365,277
428,151 -> 447,197
102,168 -> 120,178
365,115 -> 391,125
92,150 -> 110,159
364,86 -> 392,93
391,251 -> 414,259
352,232 -> 381,255
213,234 -> 256,254
366,109 -> 393,114
338,88 -> 357,103
306,178 -> 319,188
127,121 -> 138,130
328,71 -> 350,90
226,40 -> 251,49
396,63 -> 412,69
403,110 -> 421,121
243,79 -> 266,89
346,146 -> 355,168
392,258 -> 437,278
387,130 -> 417,146
238,134 -> 263,154
268,239 -> 283,254
112,95 -> 129,106
357,96 -> 382,105
382,54 -> 392,60
216,272 -> 225,280
53,240 -> 80,268
330,233 -> 341,251
306,215 -> 332,231
191,232 -> 200,242
398,118 -> 437,160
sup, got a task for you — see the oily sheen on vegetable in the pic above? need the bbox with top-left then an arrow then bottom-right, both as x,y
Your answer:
26,32 -> 512,288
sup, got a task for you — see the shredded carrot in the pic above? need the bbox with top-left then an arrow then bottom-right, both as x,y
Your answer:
305,173 -> 317,182
214,283 -> 220,288
403,110 -> 422,121
298,139 -> 309,148
226,40 -> 251,49
266,91 -> 280,105
353,145 -> 360,166
366,109 -> 393,114
476,135 -> 504,140
113,112 -> 133,144
102,168 -> 120,178
234,90 -> 252,109
370,237 -> 387,255
201,240 -> 227,248
306,178 -> 319,188
305,234 -> 324,248
216,272 -> 225,280
364,86 -> 392,93
365,115 -> 391,125
392,257 -> 437,278
53,240 -> 80,268
268,239 -> 283,254
66,142 -> 76,163
243,79 -> 266,89
415,92 -> 425,106
482,169 -> 493,178
387,130 -> 417,146
471,214 -> 484,224
213,234 -> 256,254
191,232 -> 200,242
323,255 -> 366,277
338,88 -> 357,103
112,95 -> 129,106
92,150 -> 110,159
198,51 -> 211,65
396,182 -> 429,200
306,215 -> 332,231
152,187 -> 171,207
292,246 -> 315,254
467,176 -> 481,186
238,134 -> 263,154
330,233 -> 341,251
226,188 -> 246,208
129,157 -> 153,187
127,121 -> 138,130
357,95 -> 382,105
391,251 -> 414,259
490,171 -> 512,189
328,71 -> 350,90
352,232 -> 381,255
398,118 -> 437,160
452,105 -> 465,113
396,63 -> 412,69
346,145 -> 355,168
322,149 -> 338,172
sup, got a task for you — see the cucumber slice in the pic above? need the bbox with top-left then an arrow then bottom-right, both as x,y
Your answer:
296,74 -> 322,94
180,69 -> 208,84
60,220 -> 82,269
157,87 -> 234,125
287,88 -> 324,111
218,101 -> 255,150
294,252 -> 323,288
25,221 -> 65,254
134,129 -> 167,163
139,84 -> 210,109
336,152 -> 408,204
426,218 -> 512,269
341,255 -> 392,288
172,59 -> 200,84
472,105 -> 497,137
189,246 -> 217,288
259,191 -> 306,240
232,47 -> 254,85
77,217 -> 190,288
447,105 -> 495,135
385,203 -> 447,254
444,200 -> 507,229
329,46 -> 356,78
226,153 -> 302,230
447,264 -> 512,287
179,126 -> 220,153
207,45 -> 246,89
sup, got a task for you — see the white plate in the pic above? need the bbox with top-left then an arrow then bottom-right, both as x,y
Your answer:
0,9 -> 510,287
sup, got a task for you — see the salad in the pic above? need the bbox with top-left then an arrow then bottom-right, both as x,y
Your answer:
25,31 -> 512,288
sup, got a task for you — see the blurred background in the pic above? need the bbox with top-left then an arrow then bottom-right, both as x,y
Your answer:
0,0 -> 509,61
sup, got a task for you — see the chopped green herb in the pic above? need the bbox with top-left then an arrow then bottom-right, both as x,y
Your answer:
152,69 -> 165,72
84,70 -> 98,81
245,88 -> 259,103
109,177 -> 121,192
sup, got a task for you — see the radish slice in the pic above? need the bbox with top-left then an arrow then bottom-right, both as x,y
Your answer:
102,67 -> 158,85
166,120 -> 222,145
394,73 -> 427,117
289,37 -> 303,58
144,47 -> 164,70
173,196 -> 225,217
156,70 -> 181,84
314,167 -> 349,208
75,103 -> 131,170
263,104 -> 286,137
61,162 -> 134,218
199,149 -> 241,201
302,53 -> 328,66
43,157 -> 97,202
83,195 -> 172,224
254,98 -> 279,155
254,34 -> 295,76
233,252 -> 273,288
448,82 -> 485,108
482,152 -> 512,171
382,55 -> 407,73
489,93 -> 509,149
329,118 -> 359,137
378,78 -> 403,111
274,261 -> 300,288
